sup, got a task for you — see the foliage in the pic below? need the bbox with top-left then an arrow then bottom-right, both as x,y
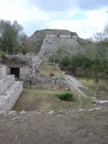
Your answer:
55,93 -> 75,101
59,54 -> 92,75
77,37 -> 97,59
0,50 -> 5,61
50,72 -> 55,77
0,19 -> 30,54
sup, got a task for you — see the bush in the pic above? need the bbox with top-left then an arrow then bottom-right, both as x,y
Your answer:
55,93 -> 75,101
50,72 -> 55,77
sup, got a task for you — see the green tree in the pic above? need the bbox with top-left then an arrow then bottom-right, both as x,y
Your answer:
0,19 -> 23,54
92,26 -> 108,97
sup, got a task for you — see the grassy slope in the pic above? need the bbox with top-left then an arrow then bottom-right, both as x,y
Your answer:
13,62 -> 93,111
77,77 -> 108,98
39,62 -> 63,77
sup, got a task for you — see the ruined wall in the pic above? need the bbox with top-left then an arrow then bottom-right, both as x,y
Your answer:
46,34 -> 72,39
20,65 -> 32,78
0,65 -> 23,112
2,55 -> 33,79
1,55 -> 47,87
0,65 -> 7,78
39,34 -> 83,57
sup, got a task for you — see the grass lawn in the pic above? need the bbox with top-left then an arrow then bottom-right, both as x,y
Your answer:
13,88 -> 92,112
13,63 -> 94,112
76,77 -> 108,98
39,62 -> 63,77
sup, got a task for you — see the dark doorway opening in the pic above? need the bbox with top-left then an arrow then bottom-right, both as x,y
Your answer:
10,67 -> 20,79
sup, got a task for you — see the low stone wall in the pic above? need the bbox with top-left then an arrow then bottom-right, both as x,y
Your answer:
0,65 -> 23,112
0,65 -> 6,78
0,81 -> 23,112
0,75 -> 15,95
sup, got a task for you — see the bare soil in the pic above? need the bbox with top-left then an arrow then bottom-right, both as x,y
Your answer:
0,105 -> 108,144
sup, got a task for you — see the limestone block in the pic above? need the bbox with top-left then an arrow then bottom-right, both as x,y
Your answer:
0,65 -> 6,78
0,75 -> 15,94
0,81 -> 23,112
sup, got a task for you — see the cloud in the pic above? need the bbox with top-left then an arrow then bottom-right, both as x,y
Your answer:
0,0 -> 50,35
77,0 -> 108,10
26,0 -> 108,12
46,8 -> 108,38
26,0 -> 77,11
0,0 -> 108,38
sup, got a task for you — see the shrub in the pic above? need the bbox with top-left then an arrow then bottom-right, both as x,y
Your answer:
55,93 -> 75,101
50,72 -> 55,77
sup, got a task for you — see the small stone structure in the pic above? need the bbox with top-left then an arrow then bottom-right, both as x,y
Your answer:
0,65 -> 23,112
2,55 -> 42,78
1,55 -> 47,87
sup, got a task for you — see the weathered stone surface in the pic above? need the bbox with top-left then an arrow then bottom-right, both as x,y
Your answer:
0,65 -> 6,78
2,55 -> 43,83
0,81 -> 23,112
0,75 -> 15,94
39,34 -> 83,57
28,29 -> 81,57
0,65 -> 23,112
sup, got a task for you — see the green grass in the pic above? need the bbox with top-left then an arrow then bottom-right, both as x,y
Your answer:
13,64 -> 95,112
13,88 -> 92,112
55,93 -> 75,101
13,88 -> 77,111
39,62 -> 63,77
76,77 -> 108,98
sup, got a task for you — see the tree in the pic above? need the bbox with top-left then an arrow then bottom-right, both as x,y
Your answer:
0,19 -> 24,54
94,32 -> 104,42
92,26 -> 108,97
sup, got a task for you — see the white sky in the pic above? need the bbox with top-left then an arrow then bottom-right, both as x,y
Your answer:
0,0 -> 108,38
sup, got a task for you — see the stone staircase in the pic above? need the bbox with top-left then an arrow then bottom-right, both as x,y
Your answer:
0,65 -> 23,112
66,74 -> 88,89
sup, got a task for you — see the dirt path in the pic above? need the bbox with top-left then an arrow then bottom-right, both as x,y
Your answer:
0,107 -> 108,144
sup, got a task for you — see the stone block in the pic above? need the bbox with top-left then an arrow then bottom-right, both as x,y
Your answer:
0,75 -> 15,94
0,81 -> 23,112
0,65 -> 6,78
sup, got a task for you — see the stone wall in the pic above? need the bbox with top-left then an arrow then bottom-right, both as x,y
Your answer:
46,34 -> 72,39
39,34 -> 83,57
0,75 -> 15,95
2,55 -> 42,79
1,55 -> 47,87
0,65 -> 23,112
0,65 -> 6,78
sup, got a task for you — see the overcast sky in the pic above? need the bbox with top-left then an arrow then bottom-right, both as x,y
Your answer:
0,0 -> 108,38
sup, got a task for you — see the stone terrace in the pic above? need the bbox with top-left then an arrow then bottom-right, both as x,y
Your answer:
0,65 -> 23,112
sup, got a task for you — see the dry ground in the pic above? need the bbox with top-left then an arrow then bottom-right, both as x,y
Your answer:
0,63 -> 108,144
0,106 -> 108,144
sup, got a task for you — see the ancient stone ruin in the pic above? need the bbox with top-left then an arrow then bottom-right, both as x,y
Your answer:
0,65 -> 23,112
1,55 -> 48,87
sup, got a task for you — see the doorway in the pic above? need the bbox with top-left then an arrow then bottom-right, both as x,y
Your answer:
10,67 -> 20,79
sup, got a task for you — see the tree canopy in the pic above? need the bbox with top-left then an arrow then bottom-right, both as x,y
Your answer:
0,19 -> 29,54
